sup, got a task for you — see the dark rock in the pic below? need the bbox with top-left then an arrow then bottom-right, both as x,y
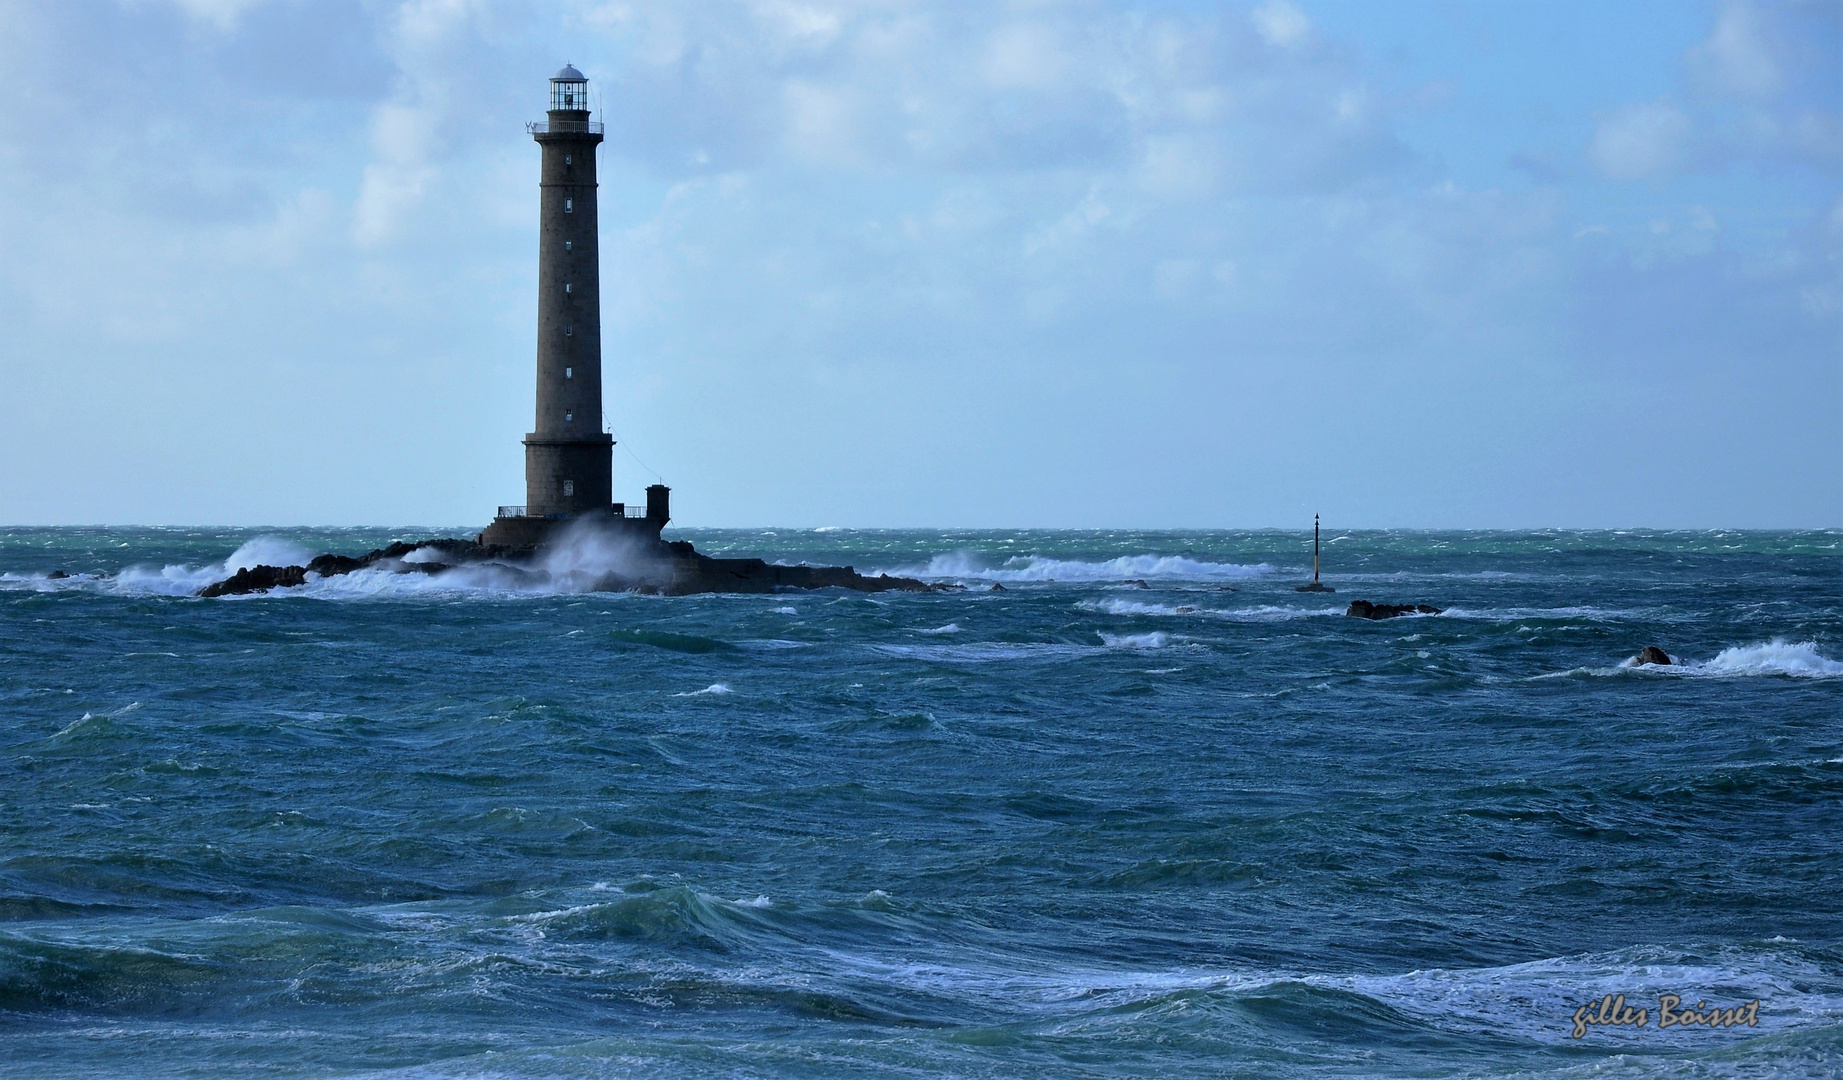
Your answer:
198,532 -> 937,598
199,564 -> 309,597
46,570 -> 68,579
990,583 -> 1007,592
1345,600 -> 1442,620
1124,579 -> 1149,589
1634,646 -> 1672,666
306,553 -> 363,576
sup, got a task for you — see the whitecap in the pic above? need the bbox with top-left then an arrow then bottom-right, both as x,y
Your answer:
1100,631 -> 1169,649
896,551 -> 1272,583
675,683 -> 733,697
1080,599 -> 1341,622
1548,639 -> 1843,681
869,643 -> 1080,663
1693,640 -> 1843,679
917,623 -> 962,635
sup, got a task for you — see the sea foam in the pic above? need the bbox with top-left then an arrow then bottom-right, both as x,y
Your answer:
900,551 -> 1271,583
1694,639 -> 1843,678
114,535 -> 318,597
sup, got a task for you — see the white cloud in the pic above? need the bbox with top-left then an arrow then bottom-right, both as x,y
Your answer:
1251,0 -> 1310,49
0,0 -> 1833,527
1590,101 -> 1691,179
982,22 -> 1070,90
1687,1 -> 1782,100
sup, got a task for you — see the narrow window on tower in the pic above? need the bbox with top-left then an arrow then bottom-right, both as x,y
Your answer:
565,411 -> 573,422
564,325 -> 572,336
563,480 -> 574,496
565,283 -> 572,294
565,198 -> 573,213
565,155 -> 572,164
565,241 -> 572,251
565,367 -> 573,379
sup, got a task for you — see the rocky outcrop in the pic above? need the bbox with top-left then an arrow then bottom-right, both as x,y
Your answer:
1345,600 -> 1442,620
199,564 -> 309,597
1634,646 -> 1672,666
198,534 -> 934,598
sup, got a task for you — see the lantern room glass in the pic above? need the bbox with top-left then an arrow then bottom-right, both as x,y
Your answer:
550,78 -> 588,111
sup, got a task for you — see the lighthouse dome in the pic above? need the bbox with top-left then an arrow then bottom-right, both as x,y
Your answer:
552,64 -> 586,82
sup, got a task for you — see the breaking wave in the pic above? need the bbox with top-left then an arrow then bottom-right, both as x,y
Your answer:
107,536 -> 318,597
28,521 -> 678,601
1549,640 -> 1843,680
1099,631 -> 1170,648
1692,640 -> 1843,679
899,552 -> 1272,583
1081,598 -> 1343,621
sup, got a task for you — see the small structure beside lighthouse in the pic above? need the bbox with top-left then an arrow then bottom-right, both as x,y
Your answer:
482,65 -> 667,548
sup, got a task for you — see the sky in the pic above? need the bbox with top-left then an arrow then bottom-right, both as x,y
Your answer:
0,0 -> 1837,528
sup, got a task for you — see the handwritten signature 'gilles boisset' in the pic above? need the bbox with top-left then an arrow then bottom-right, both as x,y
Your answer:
1571,993 -> 1761,1038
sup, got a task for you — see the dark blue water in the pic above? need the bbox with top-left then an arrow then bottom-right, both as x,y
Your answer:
1,528 -> 1839,1078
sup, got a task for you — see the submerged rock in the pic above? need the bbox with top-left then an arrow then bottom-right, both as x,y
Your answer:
1634,646 -> 1672,666
46,570 -> 68,579
1345,600 -> 1442,620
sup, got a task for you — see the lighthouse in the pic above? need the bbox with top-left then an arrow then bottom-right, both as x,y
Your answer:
483,65 -> 667,548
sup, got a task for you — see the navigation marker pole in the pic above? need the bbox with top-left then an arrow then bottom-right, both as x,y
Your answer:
1295,514 -> 1335,593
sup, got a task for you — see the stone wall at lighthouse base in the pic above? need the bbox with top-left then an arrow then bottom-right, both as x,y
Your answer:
477,510 -> 662,550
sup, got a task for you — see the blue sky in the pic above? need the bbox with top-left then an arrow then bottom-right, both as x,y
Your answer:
0,0 -> 1836,527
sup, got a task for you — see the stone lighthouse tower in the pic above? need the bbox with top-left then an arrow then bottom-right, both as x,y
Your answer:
524,64 -> 610,518
483,65 -> 667,549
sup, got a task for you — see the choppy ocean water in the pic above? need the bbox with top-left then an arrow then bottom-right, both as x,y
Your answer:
0,526 -> 1838,1079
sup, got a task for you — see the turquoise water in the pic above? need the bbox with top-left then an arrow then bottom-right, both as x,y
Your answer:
1,527 -> 1839,1078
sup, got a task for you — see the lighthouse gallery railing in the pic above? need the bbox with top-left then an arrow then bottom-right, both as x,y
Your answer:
526,120 -> 604,135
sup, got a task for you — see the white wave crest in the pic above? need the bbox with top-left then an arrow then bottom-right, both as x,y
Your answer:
899,551 -> 1271,583
868,642 -> 1082,663
1100,631 -> 1169,649
1438,605 -> 1634,621
1551,639 -> 1843,680
810,940 -> 1836,1046
222,536 -> 316,574
1081,598 -> 1342,622
99,520 -> 681,601
675,683 -> 732,697
1694,640 -> 1843,679
112,535 -> 319,597
917,623 -> 962,635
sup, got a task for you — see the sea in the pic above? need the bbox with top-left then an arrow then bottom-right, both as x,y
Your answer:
0,526 -> 1838,1079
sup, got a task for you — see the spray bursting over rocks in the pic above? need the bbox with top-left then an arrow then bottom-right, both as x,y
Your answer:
197,521 -> 933,598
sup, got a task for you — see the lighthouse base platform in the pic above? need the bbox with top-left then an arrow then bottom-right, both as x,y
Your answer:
478,510 -> 663,551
